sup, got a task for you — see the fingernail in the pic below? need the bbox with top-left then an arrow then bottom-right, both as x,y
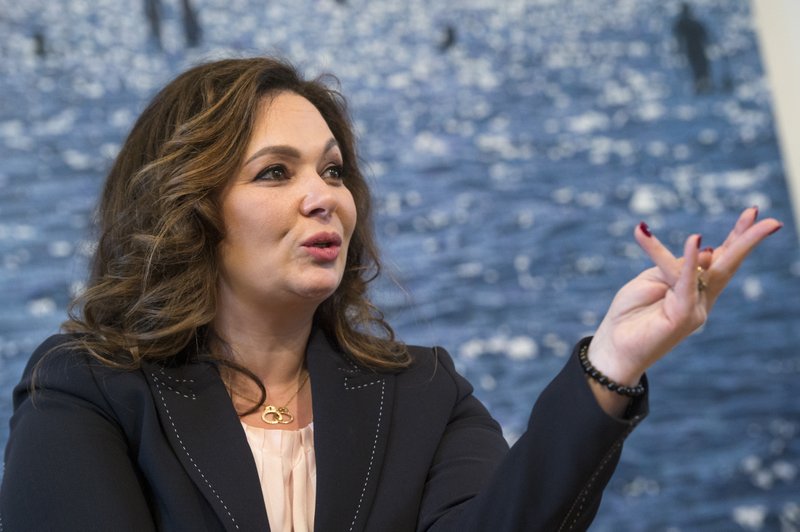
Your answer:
752,206 -> 759,220
696,235 -> 702,248
768,224 -> 783,236
702,246 -> 714,253
639,222 -> 652,237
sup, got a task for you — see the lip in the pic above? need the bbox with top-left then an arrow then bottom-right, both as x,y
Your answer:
301,232 -> 343,248
301,231 -> 343,262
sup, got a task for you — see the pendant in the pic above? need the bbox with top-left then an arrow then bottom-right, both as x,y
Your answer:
262,405 -> 294,425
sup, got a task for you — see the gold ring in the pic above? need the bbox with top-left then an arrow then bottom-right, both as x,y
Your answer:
696,266 -> 707,292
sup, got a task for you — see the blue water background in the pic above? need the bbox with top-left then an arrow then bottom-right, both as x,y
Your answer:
1,0 -> 798,529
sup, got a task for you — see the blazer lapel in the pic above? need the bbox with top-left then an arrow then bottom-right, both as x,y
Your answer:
143,359 -> 270,532
307,329 -> 396,532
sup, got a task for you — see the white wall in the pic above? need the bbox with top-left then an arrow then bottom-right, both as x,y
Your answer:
751,0 -> 800,240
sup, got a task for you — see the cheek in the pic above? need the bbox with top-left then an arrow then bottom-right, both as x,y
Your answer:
224,193 -> 287,243
342,190 -> 358,239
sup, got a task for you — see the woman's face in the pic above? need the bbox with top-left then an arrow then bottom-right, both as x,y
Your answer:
216,92 -> 357,315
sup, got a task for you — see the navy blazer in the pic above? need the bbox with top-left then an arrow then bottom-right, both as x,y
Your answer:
1,329 -> 647,531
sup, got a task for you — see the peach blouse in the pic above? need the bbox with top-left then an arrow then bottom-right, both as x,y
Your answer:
241,422 -> 317,531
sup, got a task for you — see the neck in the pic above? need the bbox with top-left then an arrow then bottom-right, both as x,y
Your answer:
212,295 -> 317,387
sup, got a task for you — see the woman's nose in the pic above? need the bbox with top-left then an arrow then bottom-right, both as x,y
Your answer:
299,173 -> 337,219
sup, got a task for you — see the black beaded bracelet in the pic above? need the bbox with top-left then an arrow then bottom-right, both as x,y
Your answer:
578,343 -> 645,398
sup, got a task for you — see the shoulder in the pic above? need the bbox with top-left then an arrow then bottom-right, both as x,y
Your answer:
393,343 -> 475,403
21,333 -> 102,386
404,343 -> 460,376
21,333 -> 129,384
13,334 -> 151,419
396,343 -> 455,375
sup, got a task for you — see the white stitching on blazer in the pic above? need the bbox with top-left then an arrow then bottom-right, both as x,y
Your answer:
343,377 -> 383,391
157,368 -> 195,384
558,422 -> 637,532
348,378 -> 385,531
152,374 -> 196,400
152,375 -> 239,529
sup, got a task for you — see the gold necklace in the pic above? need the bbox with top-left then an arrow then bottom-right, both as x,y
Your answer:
261,371 -> 309,425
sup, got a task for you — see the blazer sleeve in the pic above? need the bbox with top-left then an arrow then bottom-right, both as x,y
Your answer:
418,338 -> 648,532
0,335 -> 157,532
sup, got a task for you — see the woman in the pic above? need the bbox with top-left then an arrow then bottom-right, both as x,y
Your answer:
0,57 -> 782,531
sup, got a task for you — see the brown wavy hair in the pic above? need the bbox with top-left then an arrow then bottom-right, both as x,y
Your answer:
61,56 -> 409,376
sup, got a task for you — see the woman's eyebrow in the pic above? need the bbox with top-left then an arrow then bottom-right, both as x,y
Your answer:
243,138 -> 340,166
322,138 -> 340,155
243,145 -> 300,166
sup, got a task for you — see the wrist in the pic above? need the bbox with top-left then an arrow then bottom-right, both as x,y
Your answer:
579,343 -> 645,397
585,339 -> 644,387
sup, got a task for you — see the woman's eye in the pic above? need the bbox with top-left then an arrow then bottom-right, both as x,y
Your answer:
323,165 -> 344,181
254,165 -> 288,181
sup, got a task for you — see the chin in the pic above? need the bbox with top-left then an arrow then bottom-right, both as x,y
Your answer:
296,280 -> 342,302
286,266 -> 344,301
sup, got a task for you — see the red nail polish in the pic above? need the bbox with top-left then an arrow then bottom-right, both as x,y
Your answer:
702,247 -> 714,254
639,222 -> 652,237
753,206 -> 759,220
768,224 -> 783,236
696,235 -> 702,248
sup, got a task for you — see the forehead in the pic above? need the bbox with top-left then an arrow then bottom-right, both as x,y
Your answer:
251,92 -> 333,143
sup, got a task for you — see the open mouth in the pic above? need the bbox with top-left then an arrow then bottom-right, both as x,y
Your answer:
302,232 -> 342,252
301,233 -> 343,262
302,232 -> 343,249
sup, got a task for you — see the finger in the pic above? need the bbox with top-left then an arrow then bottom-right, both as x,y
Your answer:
698,246 -> 714,270
710,218 -> 783,277
634,222 -> 680,284
716,207 -> 759,250
674,233 -> 703,306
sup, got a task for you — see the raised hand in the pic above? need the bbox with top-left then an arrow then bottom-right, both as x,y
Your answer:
585,207 -> 782,415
